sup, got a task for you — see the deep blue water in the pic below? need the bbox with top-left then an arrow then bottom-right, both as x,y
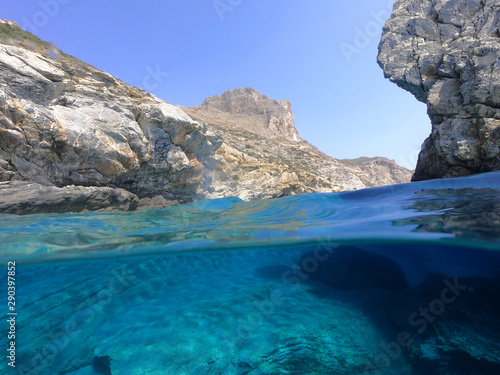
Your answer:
1,172 -> 500,374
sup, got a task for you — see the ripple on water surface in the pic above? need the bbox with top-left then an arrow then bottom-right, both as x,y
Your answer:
2,172 -> 500,374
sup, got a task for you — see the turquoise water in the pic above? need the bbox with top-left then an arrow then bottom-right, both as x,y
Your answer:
1,172 -> 500,374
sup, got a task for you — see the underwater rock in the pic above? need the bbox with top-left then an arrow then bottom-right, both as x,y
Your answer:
300,245 -> 408,291
392,273 -> 500,375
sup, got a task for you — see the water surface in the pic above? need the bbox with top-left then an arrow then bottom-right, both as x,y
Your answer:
2,172 -> 500,374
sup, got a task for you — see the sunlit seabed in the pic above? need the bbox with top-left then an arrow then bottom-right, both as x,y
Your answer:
1,172 -> 500,374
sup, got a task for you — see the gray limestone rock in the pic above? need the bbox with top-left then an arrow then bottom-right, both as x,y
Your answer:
0,22 -> 219,205
378,0 -> 500,181
0,181 -> 138,214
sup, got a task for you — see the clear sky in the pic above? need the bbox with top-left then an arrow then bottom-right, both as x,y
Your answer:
2,0 -> 430,170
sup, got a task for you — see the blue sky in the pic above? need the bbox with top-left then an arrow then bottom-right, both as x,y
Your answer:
2,0 -> 429,169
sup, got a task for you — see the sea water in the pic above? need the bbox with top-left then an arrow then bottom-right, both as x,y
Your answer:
1,172 -> 500,375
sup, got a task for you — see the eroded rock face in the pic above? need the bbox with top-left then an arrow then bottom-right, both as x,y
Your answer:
378,0 -> 500,181
0,20 -> 219,203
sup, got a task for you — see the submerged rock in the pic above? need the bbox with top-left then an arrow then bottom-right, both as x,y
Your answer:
92,355 -> 112,375
15,249 -> 413,375
378,0 -> 500,181
394,273 -> 500,375
300,245 -> 409,291
299,242 -> 500,374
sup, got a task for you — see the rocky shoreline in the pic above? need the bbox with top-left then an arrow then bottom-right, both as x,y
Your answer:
0,181 -> 180,214
3,0 -> 500,215
0,19 -> 412,214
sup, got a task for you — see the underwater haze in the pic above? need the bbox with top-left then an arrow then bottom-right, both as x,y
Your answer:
1,172 -> 500,374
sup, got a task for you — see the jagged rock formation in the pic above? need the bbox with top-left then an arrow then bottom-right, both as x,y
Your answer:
0,19 -> 219,208
0,19 -> 411,213
184,87 -> 300,142
183,89 -> 412,200
378,0 -> 500,181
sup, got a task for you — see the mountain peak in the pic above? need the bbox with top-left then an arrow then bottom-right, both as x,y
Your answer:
201,87 -> 290,114
184,87 -> 300,142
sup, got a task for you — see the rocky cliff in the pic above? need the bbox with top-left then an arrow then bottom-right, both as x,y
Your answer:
182,88 -> 412,200
378,0 -> 500,181
0,19 -> 411,213
0,19 -> 220,211
184,87 -> 300,142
